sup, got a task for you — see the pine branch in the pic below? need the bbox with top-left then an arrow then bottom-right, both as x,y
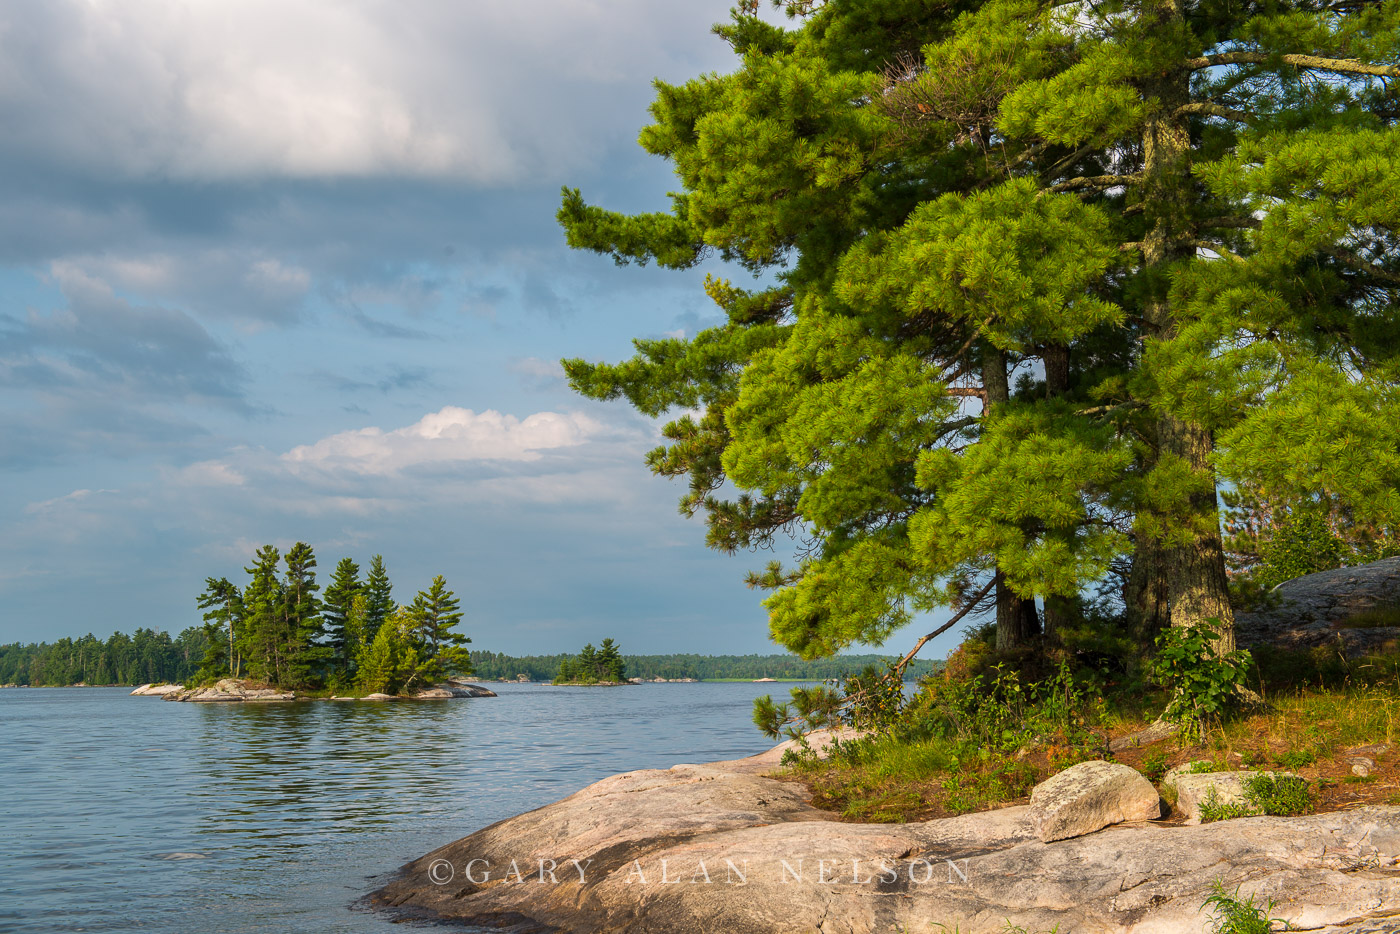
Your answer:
1200,216 -> 1262,229
1187,51 -> 1400,79
1191,240 -> 1246,262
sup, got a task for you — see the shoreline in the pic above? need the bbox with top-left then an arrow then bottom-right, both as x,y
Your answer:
370,731 -> 1400,933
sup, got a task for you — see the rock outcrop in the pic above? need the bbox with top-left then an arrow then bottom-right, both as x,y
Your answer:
1166,770 -> 1297,825
162,679 -> 296,702
1236,556 -> 1400,655
372,741 -> 1400,933
130,683 -> 184,696
1025,759 -> 1161,842
415,682 -> 498,699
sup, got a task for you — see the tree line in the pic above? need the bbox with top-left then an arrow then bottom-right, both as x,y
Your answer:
470,651 -> 938,682
556,0 -> 1400,671
196,545 -> 471,694
0,628 -> 207,686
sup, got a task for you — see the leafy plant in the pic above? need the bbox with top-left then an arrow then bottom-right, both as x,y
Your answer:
1201,881 -> 1283,934
1151,620 -> 1254,741
1274,748 -> 1316,769
1244,774 -> 1313,816
1139,749 -> 1169,781
1198,788 -> 1256,823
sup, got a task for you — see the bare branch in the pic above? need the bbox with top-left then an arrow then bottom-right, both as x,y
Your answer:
893,576 -> 997,677
1187,51 -> 1400,79
1051,174 -> 1142,193
1325,246 -> 1400,285
1174,102 -> 1257,123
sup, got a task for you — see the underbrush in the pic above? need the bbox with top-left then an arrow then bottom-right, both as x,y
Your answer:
770,628 -> 1400,823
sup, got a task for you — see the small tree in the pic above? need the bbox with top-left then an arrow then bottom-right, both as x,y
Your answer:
407,575 -> 472,685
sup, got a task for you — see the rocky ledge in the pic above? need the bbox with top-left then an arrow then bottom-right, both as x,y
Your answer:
130,683 -> 184,696
372,733 -> 1400,933
158,678 -> 498,702
1236,555 -> 1400,656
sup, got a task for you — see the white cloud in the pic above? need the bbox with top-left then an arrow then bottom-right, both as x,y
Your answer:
281,405 -> 606,475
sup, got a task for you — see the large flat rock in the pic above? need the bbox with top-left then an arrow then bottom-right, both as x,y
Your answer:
371,744 -> 1400,933
1236,556 -> 1400,654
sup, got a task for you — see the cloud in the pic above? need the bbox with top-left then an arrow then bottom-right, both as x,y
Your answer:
0,0 -> 735,185
0,264 -> 246,403
280,405 -> 606,476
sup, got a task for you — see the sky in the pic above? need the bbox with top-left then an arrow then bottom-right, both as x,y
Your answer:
0,0 -> 961,659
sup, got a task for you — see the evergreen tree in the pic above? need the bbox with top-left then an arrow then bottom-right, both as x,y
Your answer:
196,576 -> 242,681
557,0 -> 1400,665
282,542 -> 328,687
364,554 -> 394,645
407,575 -> 471,685
322,557 -> 363,674
355,608 -> 420,695
240,545 -> 284,683
596,638 -> 626,682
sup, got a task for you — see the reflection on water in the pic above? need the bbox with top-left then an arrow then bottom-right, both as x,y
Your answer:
2,681 -> 800,933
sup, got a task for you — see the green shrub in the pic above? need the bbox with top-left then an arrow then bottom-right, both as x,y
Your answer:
1244,774 -> 1313,816
1151,620 -> 1253,741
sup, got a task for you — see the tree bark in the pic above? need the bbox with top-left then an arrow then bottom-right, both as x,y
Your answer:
983,345 -> 1040,652
1044,344 -> 1070,398
1139,0 -> 1235,653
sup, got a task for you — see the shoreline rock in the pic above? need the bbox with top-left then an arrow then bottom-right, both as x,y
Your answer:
156,678 -> 499,702
130,683 -> 184,696
371,738 -> 1400,933
1236,555 -> 1400,655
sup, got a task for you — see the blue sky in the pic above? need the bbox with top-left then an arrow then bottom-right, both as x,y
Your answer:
0,0 -> 960,658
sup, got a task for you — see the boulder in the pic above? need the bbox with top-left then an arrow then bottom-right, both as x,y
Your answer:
362,693 -> 397,701
414,683 -> 499,699
371,746 -> 1400,934
1026,759 -> 1161,842
130,683 -> 184,696
1236,556 -> 1400,655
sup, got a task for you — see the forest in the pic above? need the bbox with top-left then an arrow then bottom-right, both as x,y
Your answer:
0,628 -> 207,687
470,650 -> 937,682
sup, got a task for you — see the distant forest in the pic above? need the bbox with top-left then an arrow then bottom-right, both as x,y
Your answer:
1,635 -> 939,688
470,651 -> 938,682
0,628 -> 208,687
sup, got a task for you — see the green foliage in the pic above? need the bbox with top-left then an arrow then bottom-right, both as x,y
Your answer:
1244,773 -> 1314,816
406,575 -> 471,685
1197,787 -> 1257,823
0,627 -> 207,686
468,651 -> 937,682
1151,621 -> 1254,741
1202,882 -> 1281,934
553,638 -> 627,684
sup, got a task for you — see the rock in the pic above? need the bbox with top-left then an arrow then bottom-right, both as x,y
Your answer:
1108,718 -> 1176,751
130,683 -> 184,696
413,683 -> 499,699
162,679 -> 295,703
1162,760 -> 1215,788
1026,760 -> 1161,842
699,726 -> 863,774
1168,770 -> 1296,825
371,744 -> 1400,934
361,693 -> 396,701
1352,759 -> 1374,778
1236,556 -> 1400,655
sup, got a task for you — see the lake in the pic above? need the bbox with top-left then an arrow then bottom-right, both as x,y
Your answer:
1,681 -> 808,933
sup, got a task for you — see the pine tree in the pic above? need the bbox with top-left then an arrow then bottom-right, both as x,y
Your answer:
195,577 -> 242,681
282,542 -> 328,688
240,545 -> 284,684
557,0 -> 1400,665
355,608 -> 419,695
322,557 -> 362,674
363,554 -> 394,645
407,575 -> 471,685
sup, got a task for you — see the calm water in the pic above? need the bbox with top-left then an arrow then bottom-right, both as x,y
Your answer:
1,682 -> 803,933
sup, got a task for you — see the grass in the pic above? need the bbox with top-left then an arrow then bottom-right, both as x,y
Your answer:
1335,605 -> 1400,630
1202,882 -> 1282,934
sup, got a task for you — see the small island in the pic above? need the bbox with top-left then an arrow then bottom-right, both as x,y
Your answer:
162,544 -> 492,701
552,638 -> 628,685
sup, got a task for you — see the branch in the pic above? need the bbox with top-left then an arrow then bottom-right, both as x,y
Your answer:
1051,173 -> 1142,193
1174,102 -> 1257,123
1187,51 -> 1400,79
944,387 -> 987,398
1200,215 -> 1261,230
1325,246 -> 1400,285
893,577 -> 997,677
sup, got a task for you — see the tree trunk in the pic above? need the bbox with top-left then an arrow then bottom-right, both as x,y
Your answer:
1124,534 -> 1171,647
1042,594 -> 1078,643
1139,0 -> 1235,654
983,345 -> 1040,652
1044,344 -> 1070,398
